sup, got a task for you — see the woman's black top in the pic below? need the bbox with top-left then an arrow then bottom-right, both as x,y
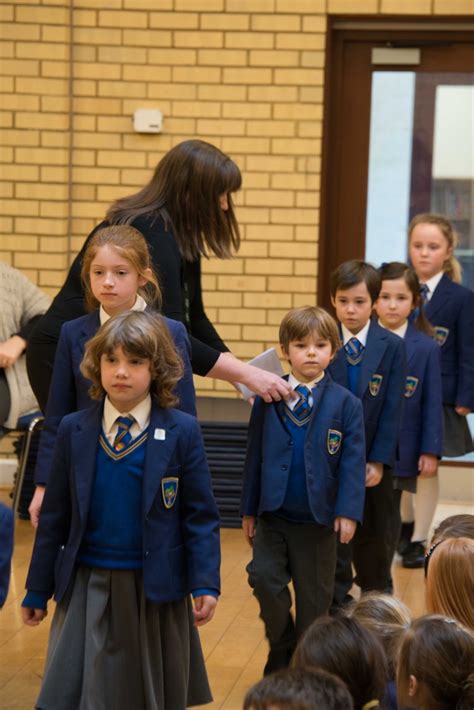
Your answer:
29,215 -> 229,377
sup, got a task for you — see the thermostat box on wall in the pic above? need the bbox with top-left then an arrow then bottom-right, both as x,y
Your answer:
133,109 -> 163,133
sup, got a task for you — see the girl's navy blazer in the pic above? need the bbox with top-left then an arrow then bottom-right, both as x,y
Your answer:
396,323 -> 443,477
424,273 -> 474,409
240,373 -> 366,526
34,310 -> 196,486
328,319 -> 406,467
26,402 -> 221,605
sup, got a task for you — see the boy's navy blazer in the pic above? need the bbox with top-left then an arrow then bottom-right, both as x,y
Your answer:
34,309 -> 196,486
424,274 -> 474,409
0,502 -> 14,608
396,323 -> 443,477
240,373 -> 366,526
328,319 -> 406,467
26,402 -> 220,605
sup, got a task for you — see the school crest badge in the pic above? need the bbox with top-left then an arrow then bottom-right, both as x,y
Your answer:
162,477 -> 179,509
434,326 -> 449,346
327,429 -> 342,455
405,376 -> 419,398
369,374 -> 383,397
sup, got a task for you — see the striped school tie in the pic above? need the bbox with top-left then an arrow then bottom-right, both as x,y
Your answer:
344,337 -> 364,366
292,384 -> 312,423
113,415 -> 134,451
419,283 -> 429,303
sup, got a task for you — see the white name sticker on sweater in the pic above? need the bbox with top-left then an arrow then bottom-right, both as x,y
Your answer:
154,428 -> 166,440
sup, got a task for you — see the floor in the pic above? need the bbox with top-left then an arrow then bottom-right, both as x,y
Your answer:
0,496 -> 472,710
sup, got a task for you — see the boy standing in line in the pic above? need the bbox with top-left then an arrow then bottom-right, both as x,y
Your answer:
241,306 -> 366,675
329,261 -> 406,608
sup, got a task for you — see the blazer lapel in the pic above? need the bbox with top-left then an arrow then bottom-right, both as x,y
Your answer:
425,273 -> 452,322
330,348 -> 349,388
78,311 -> 100,352
357,321 -> 388,397
72,403 -> 103,523
404,323 -> 419,369
143,407 -> 180,515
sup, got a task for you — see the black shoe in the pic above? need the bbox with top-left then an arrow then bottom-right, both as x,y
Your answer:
263,646 -> 294,676
397,522 -> 414,556
402,541 -> 426,569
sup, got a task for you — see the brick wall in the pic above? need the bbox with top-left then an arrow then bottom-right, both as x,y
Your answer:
0,0 -> 470,403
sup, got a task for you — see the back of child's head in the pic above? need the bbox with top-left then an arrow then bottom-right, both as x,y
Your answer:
243,667 -> 354,710
292,615 -> 387,710
345,592 -> 411,678
279,306 -> 341,355
408,212 -> 462,283
330,260 -> 381,304
80,310 -> 183,408
431,514 -> 474,545
378,261 -> 433,336
425,537 -> 474,630
81,224 -> 161,310
397,615 -> 474,710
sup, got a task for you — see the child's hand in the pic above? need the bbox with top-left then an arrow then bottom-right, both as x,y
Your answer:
29,486 -> 45,529
418,454 -> 438,478
242,515 -> 256,546
334,517 -> 356,544
455,405 -> 471,417
365,462 -> 383,487
21,606 -> 47,626
193,595 -> 217,627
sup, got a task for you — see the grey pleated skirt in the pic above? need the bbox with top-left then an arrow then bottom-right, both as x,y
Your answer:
36,567 -> 212,710
443,405 -> 473,457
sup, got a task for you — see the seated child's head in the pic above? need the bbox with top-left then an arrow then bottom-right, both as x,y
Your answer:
81,224 -> 161,314
345,592 -> 411,679
424,537 -> 474,630
376,262 -> 433,336
330,260 -> 380,335
397,615 -> 474,710
431,513 -> 474,546
243,667 -> 354,710
81,310 -> 183,411
292,616 -> 387,710
279,306 -> 341,384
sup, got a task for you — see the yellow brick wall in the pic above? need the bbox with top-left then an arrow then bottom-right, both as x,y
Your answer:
0,0 -> 470,402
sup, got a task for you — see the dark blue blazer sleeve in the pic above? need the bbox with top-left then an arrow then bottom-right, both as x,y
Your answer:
335,395 -> 366,523
0,503 -> 14,607
456,287 -> 474,409
240,396 -> 265,517
420,341 -> 443,457
164,317 -> 197,417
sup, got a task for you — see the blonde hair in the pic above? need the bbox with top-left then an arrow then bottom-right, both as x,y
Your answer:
425,537 -> 474,630
346,593 -> 411,676
80,310 -> 183,409
81,224 -> 162,311
408,213 -> 462,283
279,306 -> 342,355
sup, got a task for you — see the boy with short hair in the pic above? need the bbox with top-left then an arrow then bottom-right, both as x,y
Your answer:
329,260 -> 406,606
241,306 -> 366,675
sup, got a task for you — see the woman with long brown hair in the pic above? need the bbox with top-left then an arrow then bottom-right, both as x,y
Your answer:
26,139 -> 292,411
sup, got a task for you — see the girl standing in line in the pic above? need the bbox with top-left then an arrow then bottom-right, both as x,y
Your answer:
22,310 -> 220,710
375,262 -> 443,568
29,225 -> 196,527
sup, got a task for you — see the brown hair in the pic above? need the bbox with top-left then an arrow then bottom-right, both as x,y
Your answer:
292,616 -> 387,710
397,615 -> 474,710
330,260 -> 381,304
408,213 -> 462,283
425,537 -> 474,630
243,667 -> 354,710
377,262 -> 434,336
431,514 -> 474,546
80,310 -> 183,409
106,139 -> 241,261
279,306 -> 342,354
346,592 -> 411,677
80,224 -> 161,312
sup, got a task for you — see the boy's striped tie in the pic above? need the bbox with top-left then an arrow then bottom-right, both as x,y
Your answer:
113,416 -> 134,451
293,384 -> 312,423
344,337 -> 364,366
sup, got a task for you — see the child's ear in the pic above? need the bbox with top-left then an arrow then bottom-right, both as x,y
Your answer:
280,344 -> 290,361
138,268 -> 153,286
330,295 -> 336,308
408,675 -> 418,698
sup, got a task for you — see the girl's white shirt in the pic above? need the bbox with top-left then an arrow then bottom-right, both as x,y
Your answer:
99,294 -> 147,325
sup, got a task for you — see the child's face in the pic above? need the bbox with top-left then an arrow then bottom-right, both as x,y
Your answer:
282,332 -> 333,383
331,282 -> 373,335
89,244 -> 148,316
375,277 -> 414,331
409,222 -> 452,281
100,345 -> 152,412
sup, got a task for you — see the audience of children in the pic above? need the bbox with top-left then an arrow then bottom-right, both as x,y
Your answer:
430,512 -> 474,545
21,311 -> 220,710
240,306 -> 366,674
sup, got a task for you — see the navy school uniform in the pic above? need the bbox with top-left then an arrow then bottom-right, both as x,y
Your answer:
34,309 -> 196,487
328,318 -> 406,598
241,374 -> 366,665
0,502 -> 14,608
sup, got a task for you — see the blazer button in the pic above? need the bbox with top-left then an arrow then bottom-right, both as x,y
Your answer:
281,464 -> 288,470
145,550 -> 149,558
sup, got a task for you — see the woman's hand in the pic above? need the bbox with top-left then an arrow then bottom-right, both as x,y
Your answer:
207,352 -> 293,403
0,335 -> 26,368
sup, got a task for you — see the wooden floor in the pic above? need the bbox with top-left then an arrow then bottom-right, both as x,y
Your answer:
1,496 -> 472,710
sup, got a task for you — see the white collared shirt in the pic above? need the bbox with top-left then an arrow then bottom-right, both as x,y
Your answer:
287,371 -> 325,410
421,271 -> 444,302
99,293 -> 147,326
341,320 -> 370,348
378,318 -> 408,339
102,394 -> 151,445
